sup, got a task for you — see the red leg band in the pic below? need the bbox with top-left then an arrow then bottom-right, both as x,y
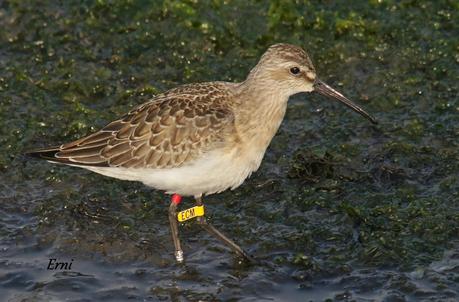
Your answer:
171,194 -> 182,205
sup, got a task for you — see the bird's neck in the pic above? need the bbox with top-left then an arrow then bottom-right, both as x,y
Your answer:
232,78 -> 289,150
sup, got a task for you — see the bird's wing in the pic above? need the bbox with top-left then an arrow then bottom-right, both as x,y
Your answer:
31,83 -> 236,169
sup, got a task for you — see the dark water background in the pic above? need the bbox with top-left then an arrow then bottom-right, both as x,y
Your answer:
1,1 -> 458,301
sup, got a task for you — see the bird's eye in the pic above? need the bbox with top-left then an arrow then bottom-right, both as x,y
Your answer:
290,67 -> 301,75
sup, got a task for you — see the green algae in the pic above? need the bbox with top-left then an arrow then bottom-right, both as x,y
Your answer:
1,0 -> 459,300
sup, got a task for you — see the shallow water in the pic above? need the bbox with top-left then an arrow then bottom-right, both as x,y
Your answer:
1,1 -> 458,301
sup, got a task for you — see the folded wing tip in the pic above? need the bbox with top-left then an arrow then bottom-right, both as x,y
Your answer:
25,147 -> 109,167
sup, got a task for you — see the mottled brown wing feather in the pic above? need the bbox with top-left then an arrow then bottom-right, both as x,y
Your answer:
53,83 -> 236,169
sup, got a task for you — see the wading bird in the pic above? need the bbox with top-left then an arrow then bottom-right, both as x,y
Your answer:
28,44 -> 376,262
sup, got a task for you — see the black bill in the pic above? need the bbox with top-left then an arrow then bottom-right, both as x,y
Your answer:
313,79 -> 377,124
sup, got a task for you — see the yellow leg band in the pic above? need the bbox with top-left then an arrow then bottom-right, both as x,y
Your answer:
177,205 -> 205,222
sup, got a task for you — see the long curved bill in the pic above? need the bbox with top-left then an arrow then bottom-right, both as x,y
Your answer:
313,79 -> 377,124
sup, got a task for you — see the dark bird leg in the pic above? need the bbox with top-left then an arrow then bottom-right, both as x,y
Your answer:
195,197 -> 253,261
168,194 -> 183,262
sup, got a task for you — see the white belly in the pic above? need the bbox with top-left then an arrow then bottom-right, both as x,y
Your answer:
82,146 -> 265,197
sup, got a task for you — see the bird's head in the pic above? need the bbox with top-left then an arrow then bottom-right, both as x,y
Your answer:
249,43 -> 377,124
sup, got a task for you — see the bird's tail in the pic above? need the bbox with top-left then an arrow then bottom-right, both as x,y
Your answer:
25,146 -> 61,161
25,145 -> 108,167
